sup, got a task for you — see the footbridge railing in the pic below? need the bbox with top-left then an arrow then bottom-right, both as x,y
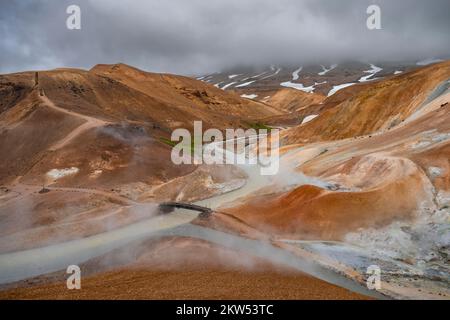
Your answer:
158,202 -> 213,218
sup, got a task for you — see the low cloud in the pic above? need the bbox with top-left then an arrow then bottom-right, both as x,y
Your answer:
1,0 -> 449,75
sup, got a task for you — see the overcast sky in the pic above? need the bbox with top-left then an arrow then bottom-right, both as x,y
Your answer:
1,0 -> 449,75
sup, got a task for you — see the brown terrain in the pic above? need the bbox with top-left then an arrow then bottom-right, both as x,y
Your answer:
200,62 -> 419,97
220,61 -> 450,240
0,237 -> 368,300
0,60 -> 449,299
258,89 -> 327,127
283,61 -> 450,143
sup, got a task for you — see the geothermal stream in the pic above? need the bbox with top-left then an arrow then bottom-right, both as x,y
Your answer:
197,134 -> 274,209
0,135 -> 273,283
0,135 -> 386,299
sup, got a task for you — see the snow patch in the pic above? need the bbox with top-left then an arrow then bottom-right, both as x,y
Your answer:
240,94 -> 258,99
291,67 -> 303,80
280,66 -> 315,93
394,70 -> 403,75
241,71 -> 268,82
359,64 -> 383,82
301,114 -> 318,125
261,66 -> 281,80
327,83 -> 355,96
253,71 -> 269,78
235,80 -> 256,88
47,167 -> 79,180
280,81 -> 315,93
200,74 -> 214,82
318,64 -> 337,76
221,82 -> 237,90
261,95 -> 271,103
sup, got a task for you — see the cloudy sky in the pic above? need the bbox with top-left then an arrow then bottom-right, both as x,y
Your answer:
1,0 -> 449,75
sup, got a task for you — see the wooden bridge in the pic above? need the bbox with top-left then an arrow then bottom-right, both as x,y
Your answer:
158,202 -> 213,218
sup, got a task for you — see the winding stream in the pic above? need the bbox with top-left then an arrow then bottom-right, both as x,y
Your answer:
0,134 -> 386,299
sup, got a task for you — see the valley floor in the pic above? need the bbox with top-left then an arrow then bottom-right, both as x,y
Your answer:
0,236 -> 369,300
1,267 -> 371,300
1,61 -> 449,300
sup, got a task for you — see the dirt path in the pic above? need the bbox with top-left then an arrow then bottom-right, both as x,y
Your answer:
45,186 -> 139,206
10,182 -> 140,206
38,94 -> 111,151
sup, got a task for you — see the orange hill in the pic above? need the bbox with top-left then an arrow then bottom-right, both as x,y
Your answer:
283,60 -> 450,144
